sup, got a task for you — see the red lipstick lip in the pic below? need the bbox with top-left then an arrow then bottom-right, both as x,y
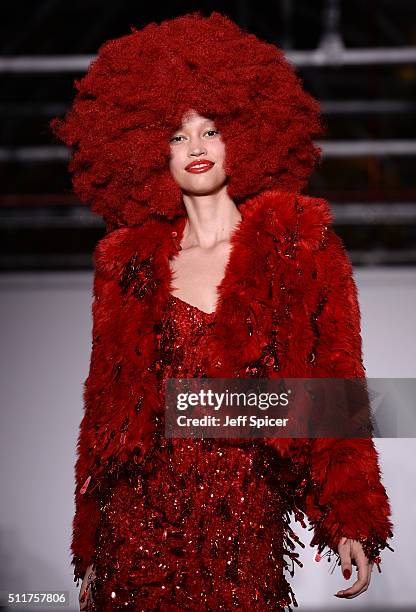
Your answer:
185,160 -> 215,173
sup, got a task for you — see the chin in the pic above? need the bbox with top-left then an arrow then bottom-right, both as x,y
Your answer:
180,176 -> 228,196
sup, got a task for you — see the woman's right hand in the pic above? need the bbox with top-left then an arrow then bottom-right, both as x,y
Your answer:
79,563 -> 95,611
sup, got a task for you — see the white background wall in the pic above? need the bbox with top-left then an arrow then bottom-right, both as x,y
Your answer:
0,268 -> 415,611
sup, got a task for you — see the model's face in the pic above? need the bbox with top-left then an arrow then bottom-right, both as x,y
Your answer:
169,109 -> 227,195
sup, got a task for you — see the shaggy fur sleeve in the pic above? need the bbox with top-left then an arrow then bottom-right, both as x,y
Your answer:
72,388 -> 100,583
71,235 -> 121,583
302,229 -> 394,565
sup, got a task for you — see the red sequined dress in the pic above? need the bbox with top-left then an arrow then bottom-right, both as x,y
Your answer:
89,295 -> 308,611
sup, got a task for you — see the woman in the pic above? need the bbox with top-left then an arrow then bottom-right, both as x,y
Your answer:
51,11 -> 393,611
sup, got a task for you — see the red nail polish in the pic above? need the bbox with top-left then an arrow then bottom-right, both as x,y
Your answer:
343,568 -> 351,579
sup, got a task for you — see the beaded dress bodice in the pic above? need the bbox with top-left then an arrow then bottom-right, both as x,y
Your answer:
159,293 -> 217,381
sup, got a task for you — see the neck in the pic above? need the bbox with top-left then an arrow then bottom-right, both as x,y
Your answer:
180,185 -> 242,250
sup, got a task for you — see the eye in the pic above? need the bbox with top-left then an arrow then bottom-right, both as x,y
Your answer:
169,134 -> 185,144
169,128 -> 220,144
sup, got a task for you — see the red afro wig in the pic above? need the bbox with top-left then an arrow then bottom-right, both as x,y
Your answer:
50,11 -> 324,230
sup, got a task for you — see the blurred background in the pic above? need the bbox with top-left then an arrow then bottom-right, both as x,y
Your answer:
0,0 -> 416,269
1,2 -> 415,611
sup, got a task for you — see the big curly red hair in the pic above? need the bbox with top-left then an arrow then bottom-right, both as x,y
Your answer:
50,11 -> 324,230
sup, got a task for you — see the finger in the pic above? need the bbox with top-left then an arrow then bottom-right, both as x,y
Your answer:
338,536 -> 348,548
350,550 -> 372,596
88,576 -> 96,609
335,550 -> 370,598
79,585 -> 89,610
365,561 -> 374,589
336,555 -> 370,599
338,538 -> 352,580
335,575 -> 369,598
80,579 -> 94,609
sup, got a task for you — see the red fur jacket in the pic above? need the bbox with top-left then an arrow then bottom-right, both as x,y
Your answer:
72,189 -> 393,582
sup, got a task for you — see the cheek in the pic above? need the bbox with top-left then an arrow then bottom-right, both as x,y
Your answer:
169,150 -> 183,176
212,141 -> 226,166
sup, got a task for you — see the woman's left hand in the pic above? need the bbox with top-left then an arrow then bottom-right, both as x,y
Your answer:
335,537 -> 374,599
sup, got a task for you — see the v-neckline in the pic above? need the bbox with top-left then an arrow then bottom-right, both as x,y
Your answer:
169,293 -> 216,317
168,206 -> 246,318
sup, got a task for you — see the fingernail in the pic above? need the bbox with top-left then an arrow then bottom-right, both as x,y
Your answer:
343,568 -> 351,579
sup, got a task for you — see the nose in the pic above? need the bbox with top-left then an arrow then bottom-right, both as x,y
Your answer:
188,137 -> 207,157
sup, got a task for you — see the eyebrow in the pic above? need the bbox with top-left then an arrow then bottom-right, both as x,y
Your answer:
177,120 -> 216,130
